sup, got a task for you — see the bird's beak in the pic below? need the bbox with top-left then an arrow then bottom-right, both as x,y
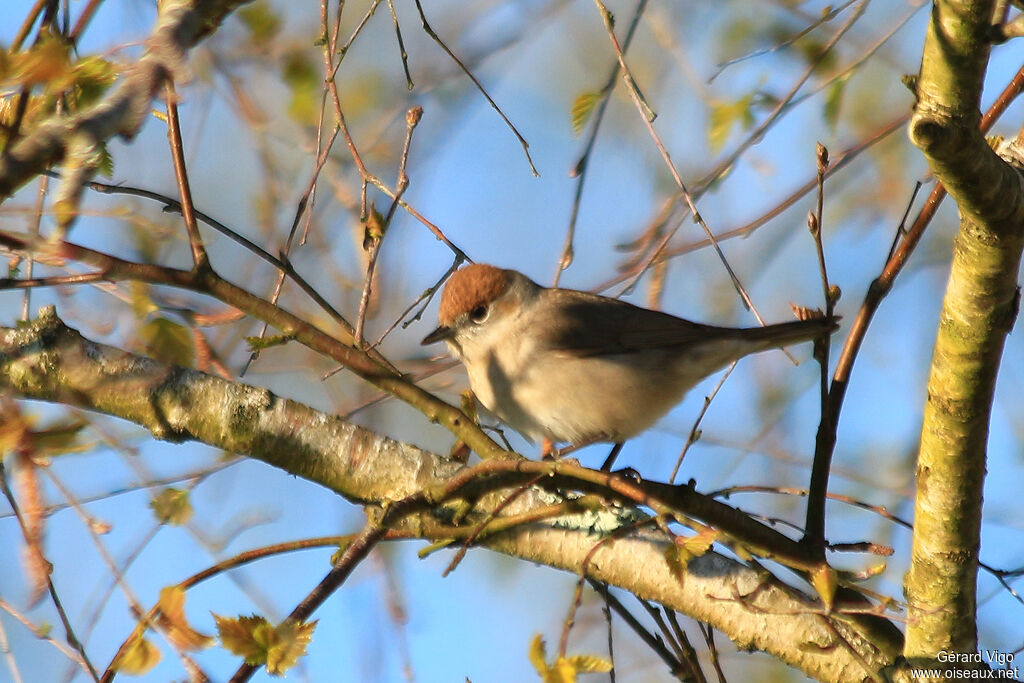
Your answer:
421,325 -> 454,345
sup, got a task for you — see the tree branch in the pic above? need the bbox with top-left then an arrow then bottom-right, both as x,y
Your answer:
906,0 -> 1024,664
0,308 -> 907,682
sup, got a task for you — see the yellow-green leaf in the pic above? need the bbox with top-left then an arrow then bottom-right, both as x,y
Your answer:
33,418 -> 90,457
130,282 -> 157,318
8,35 -> 71,88
708,93 -> 755,153
570,92 -> 601,136
215,614 -> 269,665
680,528 -> 718,559
823,76 -> 847,130
157,586 -> 213,651
244,334 -> 292,352
528,634 -> 549,675
265,619 -> 317,676
142,317 -> 195,367
663,544 -> 687,581
363,203 -> 386,249
810,564 -> 837,612
238,0 -> 282,42
565,654 -> 612,673
110,632 -> 162,675
150,488 -> 193,526
282,50 -> 319,125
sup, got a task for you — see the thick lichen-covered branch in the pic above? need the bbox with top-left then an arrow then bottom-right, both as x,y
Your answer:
906,0 -> 1024,664
0,308 -> 905,682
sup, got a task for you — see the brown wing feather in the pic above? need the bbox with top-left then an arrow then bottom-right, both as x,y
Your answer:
543,290 -> 719,357
542,289 -> 836,358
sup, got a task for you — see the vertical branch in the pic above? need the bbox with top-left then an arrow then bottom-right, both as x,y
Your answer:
803,61 -> 1024,550
164,82 -> 209,271
803,144 -> 836,548
354,108 -> 421,346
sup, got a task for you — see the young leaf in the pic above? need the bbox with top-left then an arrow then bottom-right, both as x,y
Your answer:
141,317 -> 195,367
680,528 -> 719,559
150,488 -> 193,526
528,634 -> 549,675
565,655 -> 612,674
265,619 -> 317,676
810,564 -> 838,612
111,632 -> 162,675
824,76 -> 848,130
157,586 -> 214,651
215,614 -> 270,665
570,92 -> 601,136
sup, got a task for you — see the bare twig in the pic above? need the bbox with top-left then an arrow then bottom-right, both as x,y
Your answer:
0,462 -> 99,682
555,0 -> 649,286
410,0 -> 537,175
164,81 -> 209,270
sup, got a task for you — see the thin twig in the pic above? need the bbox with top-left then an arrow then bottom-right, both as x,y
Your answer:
0,608 -> 23,683
69,0 -> 104,44
411,0 -> 537,175
0,462 -> 100,682
386,0 -> 413,90
163,81 -> 209,270
555,0 -> 649,286
585,579 -> 690,680
669,362 -> 736,484
354,107 -> 421,345
0,596 -> 85,671
591,0 -> 780,348
709,0 -> 858,81
20,172 -> 49,320
10,0 -> 48,52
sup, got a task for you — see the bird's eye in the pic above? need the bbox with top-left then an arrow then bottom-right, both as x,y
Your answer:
469,304 -> 489,323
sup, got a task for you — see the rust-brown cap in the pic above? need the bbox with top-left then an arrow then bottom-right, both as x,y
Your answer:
438,264 -> 510,327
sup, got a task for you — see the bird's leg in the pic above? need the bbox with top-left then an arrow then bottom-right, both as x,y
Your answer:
600,442 -> 624,471
541,438 -> 556,459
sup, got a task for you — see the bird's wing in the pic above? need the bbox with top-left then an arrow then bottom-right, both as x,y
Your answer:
541,290 -> 720,357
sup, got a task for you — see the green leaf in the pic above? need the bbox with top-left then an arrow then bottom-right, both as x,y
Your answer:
142,317 -> 195,367
214,614 -> 316,676
69,56 -> 117,107
823,76 -> 848,130
33,418 -> 90,457
570,92 -> 600,136
708,93 -> 755,153
97,143 -> 114,177
282,50 -> 320,125
238,0 -> 282,42
150,488 -> 193,526
215,614 -> 270,665
265,619 -> 317,676
130,281 -> 157,318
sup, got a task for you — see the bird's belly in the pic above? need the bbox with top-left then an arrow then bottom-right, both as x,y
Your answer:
471,351 -> 694,444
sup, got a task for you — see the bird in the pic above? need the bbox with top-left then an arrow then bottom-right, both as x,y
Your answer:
421,263 -> 837,469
